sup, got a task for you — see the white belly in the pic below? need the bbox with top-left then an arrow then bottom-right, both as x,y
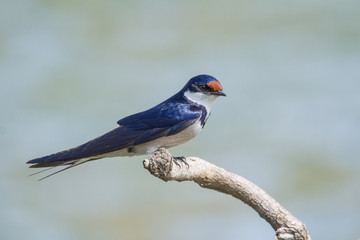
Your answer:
94,119 -> 204,159
135,119 -> 203,154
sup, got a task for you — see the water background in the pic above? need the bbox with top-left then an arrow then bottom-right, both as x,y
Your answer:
1,1 -> 359,239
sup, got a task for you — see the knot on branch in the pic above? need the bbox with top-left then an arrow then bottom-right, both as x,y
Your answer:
143,148 -> 173,181
143,148 -> 198,182
276,226 -> 308,240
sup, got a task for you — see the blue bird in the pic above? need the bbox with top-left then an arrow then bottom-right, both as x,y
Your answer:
27,74 -> 226,179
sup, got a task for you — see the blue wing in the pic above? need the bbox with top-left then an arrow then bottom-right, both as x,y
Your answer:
118,101 -> 204,145
27,101 -> 203,168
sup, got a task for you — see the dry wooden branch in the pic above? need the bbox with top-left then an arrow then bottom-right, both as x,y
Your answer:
143,148 -> 311,240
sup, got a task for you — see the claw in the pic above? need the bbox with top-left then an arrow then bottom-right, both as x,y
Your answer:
173,156 -> 189,169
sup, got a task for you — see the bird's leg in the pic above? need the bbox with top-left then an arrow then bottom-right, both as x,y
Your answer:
173,156 -> 189,169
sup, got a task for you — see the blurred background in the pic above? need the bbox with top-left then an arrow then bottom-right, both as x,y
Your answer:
1,0 -> 359,239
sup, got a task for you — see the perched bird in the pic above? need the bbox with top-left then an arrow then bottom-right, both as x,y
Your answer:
27,74 -> 226,179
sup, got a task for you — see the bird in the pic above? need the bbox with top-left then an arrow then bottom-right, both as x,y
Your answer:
27,74 -> 226,179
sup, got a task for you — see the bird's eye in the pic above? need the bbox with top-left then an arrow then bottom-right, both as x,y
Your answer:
196,83 -> 209,90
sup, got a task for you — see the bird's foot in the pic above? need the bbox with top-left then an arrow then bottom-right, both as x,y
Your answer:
173,156 -> 189,169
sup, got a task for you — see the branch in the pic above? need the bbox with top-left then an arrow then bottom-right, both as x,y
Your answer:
143,148 -> 311,240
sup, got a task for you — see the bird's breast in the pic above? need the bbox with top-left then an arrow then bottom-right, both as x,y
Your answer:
133,119 -> 204,155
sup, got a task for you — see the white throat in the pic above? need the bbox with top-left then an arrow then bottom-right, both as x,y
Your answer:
184,90 -> 219,113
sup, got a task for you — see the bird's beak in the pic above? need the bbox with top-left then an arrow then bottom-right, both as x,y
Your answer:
213,91 -> 226,97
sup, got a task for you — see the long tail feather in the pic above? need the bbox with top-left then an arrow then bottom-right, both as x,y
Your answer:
29,166 -> 58,176
38,162 -> 85,180
33,159 -> 90,180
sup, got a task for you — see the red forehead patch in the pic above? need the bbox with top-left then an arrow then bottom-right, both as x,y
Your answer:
207,80 -> 223,91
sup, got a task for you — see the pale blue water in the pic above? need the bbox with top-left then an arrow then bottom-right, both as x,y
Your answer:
1,1 -> 360,239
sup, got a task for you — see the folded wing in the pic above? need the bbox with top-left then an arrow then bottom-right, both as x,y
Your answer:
27,102 -> 203,168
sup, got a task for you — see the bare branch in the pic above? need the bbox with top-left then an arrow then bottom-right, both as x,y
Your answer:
143,148 -> 311,240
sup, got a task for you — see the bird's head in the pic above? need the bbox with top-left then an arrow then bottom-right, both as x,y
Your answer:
184,74 -> 226,97
181,74 -> 226,109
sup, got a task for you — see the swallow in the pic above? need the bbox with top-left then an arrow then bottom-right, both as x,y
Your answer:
27,74 -> 226,179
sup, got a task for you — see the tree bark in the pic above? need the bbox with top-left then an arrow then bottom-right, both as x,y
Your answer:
143,148 -> 311,240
